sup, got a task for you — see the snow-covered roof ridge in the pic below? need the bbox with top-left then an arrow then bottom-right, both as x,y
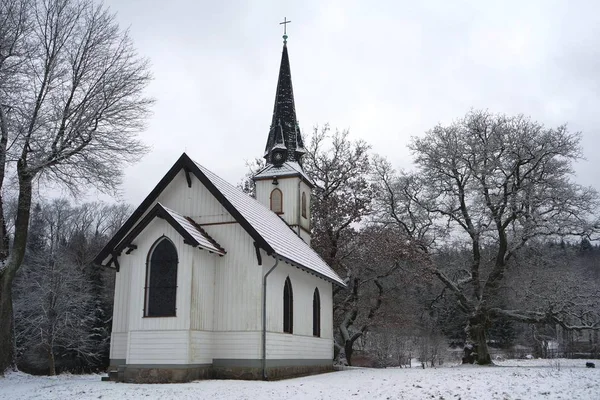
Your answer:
195,160 -> 344,286
253,161 -> 313,186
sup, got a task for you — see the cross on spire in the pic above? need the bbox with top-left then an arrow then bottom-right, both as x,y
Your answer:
280,17 -> 291,43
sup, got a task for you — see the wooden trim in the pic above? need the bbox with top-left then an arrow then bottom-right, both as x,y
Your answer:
184,167 -> 192,188
184,216 -> 227,254
114,204 -> 199,255
197,220 -> 239,226
254,242 -> 262,265
125,244 -> 137,255
288,224 -> 310,234
253,173 -> 315,189
112,254 -> 121,272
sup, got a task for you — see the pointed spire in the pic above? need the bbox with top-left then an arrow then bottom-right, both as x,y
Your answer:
263,26 -> 305,166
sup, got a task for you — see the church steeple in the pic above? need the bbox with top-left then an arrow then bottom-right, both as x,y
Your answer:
263,30 -> 306,166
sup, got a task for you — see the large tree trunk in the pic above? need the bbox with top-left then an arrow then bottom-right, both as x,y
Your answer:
0,270 -> 15,373
0,168 -> 33,373
48,345 -> 56,376
345,339 -> 355,366
463,313 -> 492,365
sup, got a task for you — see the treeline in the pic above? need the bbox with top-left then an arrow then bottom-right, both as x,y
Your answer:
12,199 -> 131,375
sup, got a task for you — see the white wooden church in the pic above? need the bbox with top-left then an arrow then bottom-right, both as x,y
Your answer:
95,33 -> 345,383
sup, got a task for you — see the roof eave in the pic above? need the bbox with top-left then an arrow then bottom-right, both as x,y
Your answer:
273,253 -> 346,288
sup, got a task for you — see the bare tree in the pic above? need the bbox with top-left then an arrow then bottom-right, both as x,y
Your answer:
15,251 -> 97,375
378,110 -> 600,364
0,0 -> 152,372
14,198 -> 130,374
334,225 -> 427,365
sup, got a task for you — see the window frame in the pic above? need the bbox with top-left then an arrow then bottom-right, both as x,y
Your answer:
270,188 -> 283,214
301,192 -> 307,219
313,287 -> 321,337
283,277 -> 294,334
143,236 -> 179,318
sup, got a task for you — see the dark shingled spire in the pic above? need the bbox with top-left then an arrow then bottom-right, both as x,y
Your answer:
263,39 -> 305,166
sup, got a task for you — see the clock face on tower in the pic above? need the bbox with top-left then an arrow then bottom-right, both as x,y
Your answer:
273,151 -> 285,165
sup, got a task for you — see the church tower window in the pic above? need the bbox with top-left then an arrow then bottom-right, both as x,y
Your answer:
271,188 -> 283,214
144,237 -> 178,317
301,192 -> 307,219
283,277 -> 294,333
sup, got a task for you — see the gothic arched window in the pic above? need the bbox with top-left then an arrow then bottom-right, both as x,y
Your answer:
283,277 -> 293,333
271,188 -> 283,214
144,237 -> 178,317
313,288 -> 321,337
301,192 -> 307,219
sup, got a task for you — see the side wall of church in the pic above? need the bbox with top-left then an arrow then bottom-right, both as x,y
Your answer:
264,259 -> 334,361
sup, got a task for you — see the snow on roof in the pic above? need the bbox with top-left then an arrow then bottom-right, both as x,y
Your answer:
195,161 -> 344,286
160,204 -> 226,255
253,161 -> 313,184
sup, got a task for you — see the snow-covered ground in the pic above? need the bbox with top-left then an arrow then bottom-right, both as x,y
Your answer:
1,359 -> 598,400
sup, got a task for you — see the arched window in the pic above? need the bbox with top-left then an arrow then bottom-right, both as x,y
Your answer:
301,192 -> 307,219
270,188 -> 283,214
283,277 -> 293,333
144,237 -> 178,317
313,288 -> 321,337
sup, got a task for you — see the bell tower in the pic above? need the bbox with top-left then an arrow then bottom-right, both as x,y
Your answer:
253,21 -> 313,244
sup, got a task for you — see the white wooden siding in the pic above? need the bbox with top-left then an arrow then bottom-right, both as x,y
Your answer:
190,331 -> 212,364
190,249 -> 216,331
110,332 -> 128,360
212,331 -> 261,359
299,182 -> 311,243
266,333 -> 333,359
112,255 -> 131,333
127,330 -> 189,364
212,224 -> 262,331
264,259 -> 333,340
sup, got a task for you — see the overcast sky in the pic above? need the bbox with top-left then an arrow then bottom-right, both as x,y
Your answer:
101,0 -> 600,205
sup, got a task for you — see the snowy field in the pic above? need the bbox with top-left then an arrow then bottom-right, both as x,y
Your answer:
1,359 -> 598,400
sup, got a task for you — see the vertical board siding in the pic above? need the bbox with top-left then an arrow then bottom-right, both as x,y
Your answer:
158,171 -> 235,224
265,261 -> 334,339
299,181 -> 311,243
110,332 -> 128,359
112,257 -> 131,333
190,250 -> 216,331
128,330 -> 189,364
190,331 -> 212,364
212,224 -> 262,332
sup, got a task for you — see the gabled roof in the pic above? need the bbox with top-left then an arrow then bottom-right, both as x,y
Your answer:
161,205 -> 226,255
112,202 -> 225,256
95,153 -> 345,287
253,161 -> 314,188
